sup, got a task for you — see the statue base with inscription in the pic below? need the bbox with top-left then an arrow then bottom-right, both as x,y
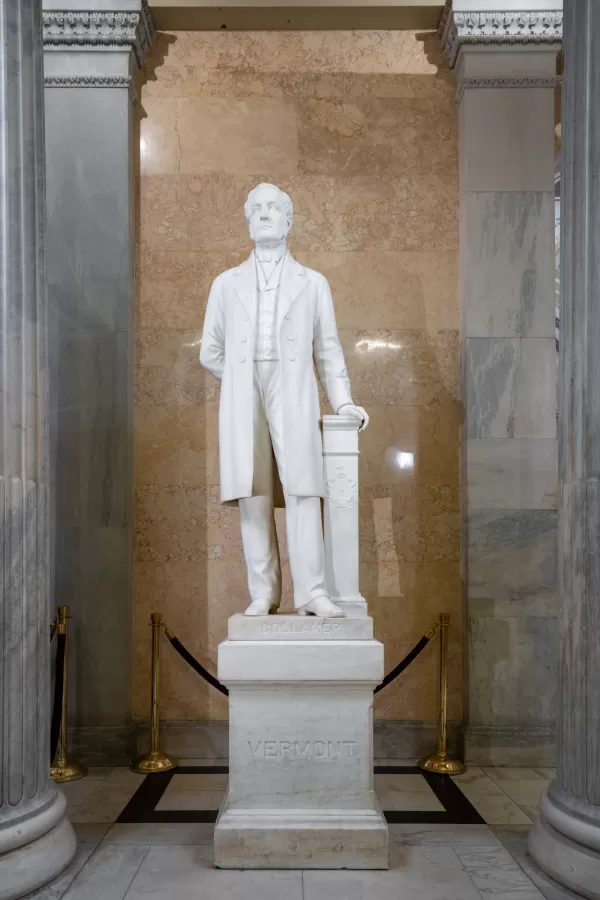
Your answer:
214,614 -> 388,869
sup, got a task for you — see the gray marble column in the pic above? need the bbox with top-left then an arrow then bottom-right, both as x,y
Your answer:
0,1 -> 76,896
529,1 -> 600,895
42,0 -> 153,763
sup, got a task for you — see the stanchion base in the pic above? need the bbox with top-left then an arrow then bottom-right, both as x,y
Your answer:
51,759 -> 88,783
417,753 -> 466,776
131,750 -> 178,775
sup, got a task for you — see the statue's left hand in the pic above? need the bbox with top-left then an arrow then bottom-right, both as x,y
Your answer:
337,403 -> 369,431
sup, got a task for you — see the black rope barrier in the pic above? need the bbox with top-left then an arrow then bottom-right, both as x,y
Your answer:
374,630 -> 434,694
164,627 -> 229,697
50,632 -> 66,762
162,620 -> 434,698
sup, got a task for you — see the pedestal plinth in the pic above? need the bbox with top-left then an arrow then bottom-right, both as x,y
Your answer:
214,615 -> 388,869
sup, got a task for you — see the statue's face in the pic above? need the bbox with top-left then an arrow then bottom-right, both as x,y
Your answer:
247,185 -> 290,244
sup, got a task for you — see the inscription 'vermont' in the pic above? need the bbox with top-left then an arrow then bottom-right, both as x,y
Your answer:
248,740 -> 356,760
261,621 -> 341,635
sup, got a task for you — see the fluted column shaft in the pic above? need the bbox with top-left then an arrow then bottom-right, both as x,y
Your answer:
529,1 -> 600,897
0,1 -> 75,897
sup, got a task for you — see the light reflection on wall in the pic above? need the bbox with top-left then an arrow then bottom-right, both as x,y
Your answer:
384,447 -> 415,472
355,338 -> 403,353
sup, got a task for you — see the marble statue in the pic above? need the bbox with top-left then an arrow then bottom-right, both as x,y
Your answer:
200,183 -> 368,617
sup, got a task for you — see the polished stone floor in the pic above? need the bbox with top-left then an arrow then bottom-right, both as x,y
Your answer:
24,761 -> 561,900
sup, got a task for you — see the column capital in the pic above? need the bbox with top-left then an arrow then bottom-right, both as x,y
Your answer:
42,0 -> 154,69
439,0 -> 563,68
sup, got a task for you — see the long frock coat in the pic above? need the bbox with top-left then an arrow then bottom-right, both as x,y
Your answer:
199,252 -> 353,504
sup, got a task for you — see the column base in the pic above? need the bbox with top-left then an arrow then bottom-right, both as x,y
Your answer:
0,791 -> 76,900
529,788 -> 600,899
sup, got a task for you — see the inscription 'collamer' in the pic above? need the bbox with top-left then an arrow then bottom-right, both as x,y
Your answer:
248,740 -> 356,760
261,621 -> 342,635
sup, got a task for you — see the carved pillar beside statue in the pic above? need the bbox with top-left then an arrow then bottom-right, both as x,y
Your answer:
323,415 -> 368,617
0,1 -> 76,896
528,2 -> 600,896
41,0 -> 154,764
442,0 -> 562,765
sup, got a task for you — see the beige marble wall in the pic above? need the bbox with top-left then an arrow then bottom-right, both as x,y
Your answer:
135,30 -> 460,724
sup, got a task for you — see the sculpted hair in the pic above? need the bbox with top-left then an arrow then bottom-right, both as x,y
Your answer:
244,183 -> 293,229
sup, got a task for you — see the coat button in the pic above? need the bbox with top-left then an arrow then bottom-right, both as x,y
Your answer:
289,354 -> 295,361
240,356 -> 246,363
285,314 -> 291,320
241,336 -> 247,343
287,335 -> 294,341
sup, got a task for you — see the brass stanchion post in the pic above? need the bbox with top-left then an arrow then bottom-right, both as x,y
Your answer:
131,613 -> 177,774
51,605 -> 87,782
418,613 -> 466,775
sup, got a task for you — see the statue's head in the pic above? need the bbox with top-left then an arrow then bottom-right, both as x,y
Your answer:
244,183 -> 293,245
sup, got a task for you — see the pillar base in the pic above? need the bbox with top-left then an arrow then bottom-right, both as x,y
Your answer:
529,788 -> 600,899
215,614 -> 388,869
0,791 -> 76,900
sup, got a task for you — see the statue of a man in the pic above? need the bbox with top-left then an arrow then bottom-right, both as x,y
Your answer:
200,183 -> 368,617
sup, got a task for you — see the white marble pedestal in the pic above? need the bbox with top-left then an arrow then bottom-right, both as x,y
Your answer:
214,614 -> 388,869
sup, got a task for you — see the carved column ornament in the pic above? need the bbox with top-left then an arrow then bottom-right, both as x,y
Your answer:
42,1 -> 154,99
439,0 -> 563,67
43,7 -> 154,66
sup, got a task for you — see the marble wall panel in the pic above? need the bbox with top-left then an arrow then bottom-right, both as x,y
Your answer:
466,337 -> 557,438
468,510 -> 558,618
135,30 -> 459,723
467,439 -> 557,510
468,616 -> 557,726
465,192 -> 555,338
460,88 -> 555,192
140,172 -> 458,254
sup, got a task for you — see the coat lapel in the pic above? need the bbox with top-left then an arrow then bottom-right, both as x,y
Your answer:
232,254 -> 257,323
278,253 -> 307,327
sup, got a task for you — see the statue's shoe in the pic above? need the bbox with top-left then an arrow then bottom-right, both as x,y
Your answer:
244,599 -> 278,616
297,596 -> 345,618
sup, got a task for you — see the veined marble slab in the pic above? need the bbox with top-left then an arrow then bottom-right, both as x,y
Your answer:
215,617 -> 388,868
228,613 -> 373,641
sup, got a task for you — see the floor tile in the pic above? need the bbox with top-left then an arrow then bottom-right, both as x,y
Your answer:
374,759 -> 419,766
123,845 -> 303,900
492,827 -> 564,900
484,768 -> 553,782
59,777 -> 109,807
452,767 -> 487,783
304,845 -> 483,900
23,845 -> 96,900
103,823 -> 215,845
518,805 -> 539,822
495,780 -> 549,807
155,790 -> 225,811
85,767 -> 114,779
452,773 -> 533,825
374,774 -> 444,812
104,769 -> 147,788
72,824 -> 111,846
177,758 -> 219,766
61,845 -> 149,900
165,773 -> 229,791
70,786 -> 141,824
388,823 -> 502,846
454,845 -> 544,898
